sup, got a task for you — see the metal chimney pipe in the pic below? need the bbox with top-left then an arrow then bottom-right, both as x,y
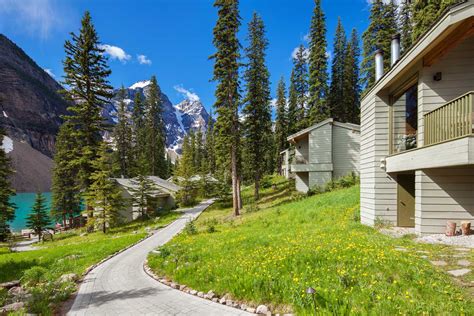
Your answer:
375,49 -> 384,82
391,34 -> 401,66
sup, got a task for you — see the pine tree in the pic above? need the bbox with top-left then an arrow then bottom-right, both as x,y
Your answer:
61,11 -> 113,192
292,45 -> 309,130
242,12 -> 272,200
0,128 -> 16,242
400,0 -> 414,53
195,129 -> 205,173
26,193 -> 50,240
144,76 -> 167,178
204,111 -> 216,174
114,86 -> 133,178
361,0 -> 398,91
343,29 -> 362,124
274,77 -> 288,173
307,0 -> 329,125
51,122 -> 82,228
86,142 -> 125,233
131,91 -> 147,176
328,18 -> 347,121
211,0 -> 242,215
130,174 -> 156,219
287,70 -> 299,135
412,0 -> 458,42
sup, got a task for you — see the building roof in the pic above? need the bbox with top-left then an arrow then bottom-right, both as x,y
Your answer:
168,174 -> 219,184
287,118 -> 360,142
114,176 -> 181,196
363,1 -> 474,100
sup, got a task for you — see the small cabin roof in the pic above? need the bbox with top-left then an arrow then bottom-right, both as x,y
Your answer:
287,118 -> 360,143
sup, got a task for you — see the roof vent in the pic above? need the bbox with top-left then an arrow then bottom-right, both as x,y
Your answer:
391,34 -> 401,66
375,49 -> 384,81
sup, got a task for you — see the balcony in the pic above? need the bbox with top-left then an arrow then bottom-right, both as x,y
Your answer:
386,92 -> 474,173
424,91 -> 474,146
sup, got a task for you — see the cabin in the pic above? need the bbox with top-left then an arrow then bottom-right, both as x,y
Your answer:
283,118 -> 360,193
360,1 -> 474,234
114,176 -> 181,222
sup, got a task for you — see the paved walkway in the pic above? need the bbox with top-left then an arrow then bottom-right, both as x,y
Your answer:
11,237 -> 39,252
68,200 -> 251,316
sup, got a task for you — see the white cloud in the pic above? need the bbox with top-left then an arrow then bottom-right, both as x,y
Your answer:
137,54 -> 152,65
326,51 -> 332,61
291,46 -> 310,61
98,44 -> 131,63
270,98 -> 278,108
0,0 -> 59,39
43,68 -> 55,78
174,85 -> 200,102
303,33 -> 310,42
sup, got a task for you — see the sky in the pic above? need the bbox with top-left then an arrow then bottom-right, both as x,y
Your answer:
0,0 -> 372,112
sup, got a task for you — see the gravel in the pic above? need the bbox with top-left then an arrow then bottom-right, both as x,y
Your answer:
416,234 -> 474,248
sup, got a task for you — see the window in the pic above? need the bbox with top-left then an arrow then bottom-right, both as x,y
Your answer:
391,84 -> 418,153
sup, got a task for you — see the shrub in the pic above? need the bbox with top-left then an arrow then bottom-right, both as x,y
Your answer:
22,266 -> 49,288
177,181 -> 198,207
184,220 -> 198,235
260,176 -> 273,189
205,219 -> 218,233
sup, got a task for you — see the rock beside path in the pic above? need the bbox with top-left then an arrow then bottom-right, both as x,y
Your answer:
0,302 -> 25,313
0,280 -> 20,289
447,268 -> 471,277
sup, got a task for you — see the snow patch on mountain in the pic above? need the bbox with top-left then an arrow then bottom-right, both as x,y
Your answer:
129,80 -> 151,90
1,136 -> 13,153
2,111 -> 7,118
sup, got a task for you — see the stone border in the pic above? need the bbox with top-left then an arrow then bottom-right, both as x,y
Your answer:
143,260 -> 283,315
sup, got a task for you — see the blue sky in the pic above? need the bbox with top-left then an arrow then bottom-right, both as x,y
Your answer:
0,0 -> 372,112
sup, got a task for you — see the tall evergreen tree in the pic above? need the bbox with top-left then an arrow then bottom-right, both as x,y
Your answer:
274,77 -> 288,174
0,128 -> 15,242
51,122 -> 82,227
131,91 -> 147,176
145,76 -> 167,178
242,12 -> 272,200
361,0 -> 398,91
61,11 -> 113,193
287,70 -> 299,135
26,193 -> 50,240
292,45 -> 309,130
343,29 -> 362,124
130,174 -> 156,219
86,142 -> 124,233
400,0 -> 414,53
328,18 -> 347,121
204,111 -> 216,174
113,86 -> 133,178
307,0 -> 329,125
412,0 -> 458,42
211,0 -> 242,215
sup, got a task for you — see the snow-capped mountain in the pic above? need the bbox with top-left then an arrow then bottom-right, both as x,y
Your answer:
103,80 -> 211,155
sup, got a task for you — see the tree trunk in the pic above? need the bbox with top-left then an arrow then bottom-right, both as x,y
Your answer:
254,174 -> 260,201
231,145 -> 241,216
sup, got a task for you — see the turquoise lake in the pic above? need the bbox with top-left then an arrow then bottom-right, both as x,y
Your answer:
9,192 -> 52,232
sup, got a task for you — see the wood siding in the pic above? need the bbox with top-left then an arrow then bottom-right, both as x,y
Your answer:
416,167 -> 474,234
360,94 -> 398,226
333,124 -> 360,179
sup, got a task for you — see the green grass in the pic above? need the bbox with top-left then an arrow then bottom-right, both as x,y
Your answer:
148,177 -> 473,315
0,211 -> 180,283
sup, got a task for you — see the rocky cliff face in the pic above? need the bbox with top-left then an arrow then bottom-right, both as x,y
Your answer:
0,34 -> 69,158
104,80 -> 211,155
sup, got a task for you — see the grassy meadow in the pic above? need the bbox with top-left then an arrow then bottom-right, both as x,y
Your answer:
148,176 -> 473,315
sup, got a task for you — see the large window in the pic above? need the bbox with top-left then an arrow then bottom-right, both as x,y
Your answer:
391,84 -> 418,153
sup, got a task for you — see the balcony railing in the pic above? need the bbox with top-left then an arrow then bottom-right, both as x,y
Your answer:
293,155 -> 308,164
424,91 -> 474,146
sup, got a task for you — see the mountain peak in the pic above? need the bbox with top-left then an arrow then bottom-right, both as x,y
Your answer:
129,80 -> 151,90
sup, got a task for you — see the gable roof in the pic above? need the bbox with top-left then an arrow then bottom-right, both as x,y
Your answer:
114,176 -> 182,196
287,118 -> 360,142
363,1 -> 474,100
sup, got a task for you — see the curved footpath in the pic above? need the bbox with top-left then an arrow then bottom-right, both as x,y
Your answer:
68,200 -> 252,316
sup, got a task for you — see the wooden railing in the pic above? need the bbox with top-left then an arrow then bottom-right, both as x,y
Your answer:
424,91 -> 474,146
294,155 -> 308,164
